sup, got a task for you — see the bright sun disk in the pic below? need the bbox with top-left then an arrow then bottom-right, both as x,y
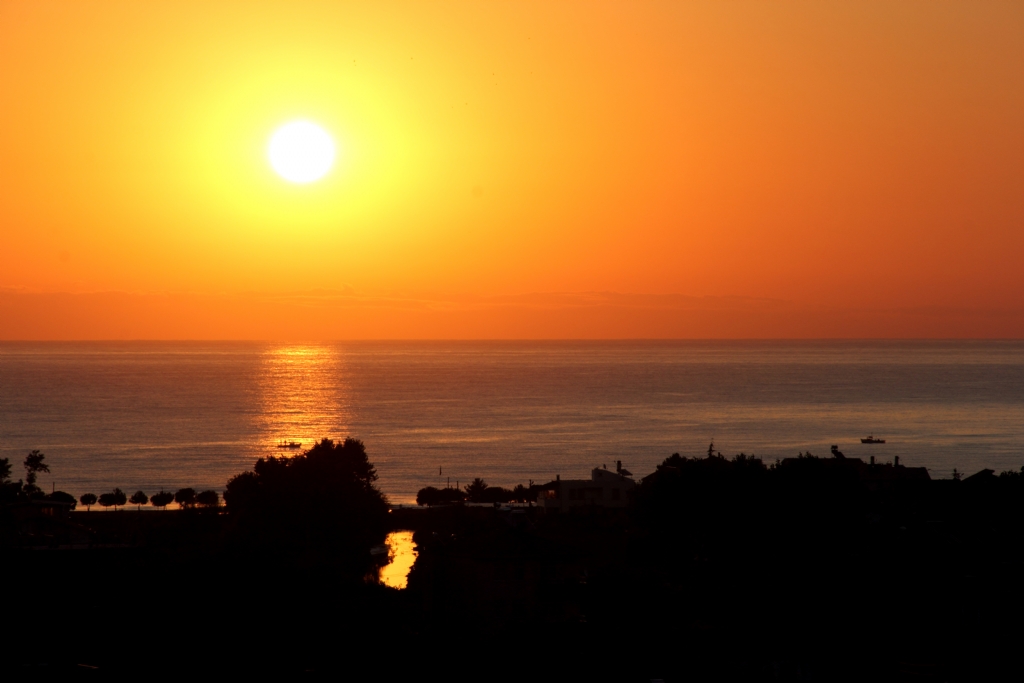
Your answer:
268,121 -> 335,183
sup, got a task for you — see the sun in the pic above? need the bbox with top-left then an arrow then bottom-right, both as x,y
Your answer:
267,121 -> 336,183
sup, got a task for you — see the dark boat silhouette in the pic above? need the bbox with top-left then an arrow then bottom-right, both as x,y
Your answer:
861,435 -> 885,444
277,440 -> 302,449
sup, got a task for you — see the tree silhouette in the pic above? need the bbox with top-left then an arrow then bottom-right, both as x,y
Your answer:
0,457 -> 16,504
224,437 -> 389,567
196,490 -> 219,508
23,450 -> 49,495
80,493 -> 97,511
464,477 -> 489,502
416,485 -> 467,505
129,490 -> 148,510
511,484 -> 532,502
175,488 -> 197,509
150,491 -> 174,509
97,488 -> 126,511
999,466 -> 1024,479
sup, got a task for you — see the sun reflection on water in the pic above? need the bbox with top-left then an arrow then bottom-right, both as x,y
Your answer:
379,531 -> 418,589
256,344 -> 349,455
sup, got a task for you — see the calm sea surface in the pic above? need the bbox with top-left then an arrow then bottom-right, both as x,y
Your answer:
1,341 -> 1023,503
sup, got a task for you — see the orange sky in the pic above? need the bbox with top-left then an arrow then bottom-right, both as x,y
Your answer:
2,1 -> 1022,339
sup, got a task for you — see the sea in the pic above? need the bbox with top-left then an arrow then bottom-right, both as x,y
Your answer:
1,341 -> 1023,503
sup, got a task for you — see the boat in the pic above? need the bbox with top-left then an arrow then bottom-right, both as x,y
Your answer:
276,440 -> 302,449
861,435 -> 885,444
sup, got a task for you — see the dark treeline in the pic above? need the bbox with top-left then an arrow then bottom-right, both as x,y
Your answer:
0,450 -> 76,509
79,487 -> 220,510
1,438 -> 399,677
223,436 -> 389,565
416,476 -> 545,505
5,440 -> 1024,679
399,446 -> 1024,679
0,450 -> 220,512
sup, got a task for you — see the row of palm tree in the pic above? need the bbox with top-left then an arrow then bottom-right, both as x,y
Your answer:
78,487 -> 220,511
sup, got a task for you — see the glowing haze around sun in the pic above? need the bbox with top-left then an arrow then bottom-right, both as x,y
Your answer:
268,121 -> 336,183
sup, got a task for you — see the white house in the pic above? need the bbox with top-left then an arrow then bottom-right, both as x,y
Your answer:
536,461 -> 635,511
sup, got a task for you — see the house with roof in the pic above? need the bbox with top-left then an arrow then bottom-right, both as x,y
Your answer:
536,461 -> 636,511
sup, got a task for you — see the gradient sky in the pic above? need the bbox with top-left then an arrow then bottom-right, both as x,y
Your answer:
2,1 -> 1022,339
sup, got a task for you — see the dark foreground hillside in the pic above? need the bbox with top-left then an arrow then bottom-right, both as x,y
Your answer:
5,447 -> 1024,680
4,511 -> 390,670
396,466 -> 1024,681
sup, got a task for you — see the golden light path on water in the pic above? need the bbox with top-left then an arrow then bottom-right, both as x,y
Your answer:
255,345 -> 349,455
379,531 -> 418,589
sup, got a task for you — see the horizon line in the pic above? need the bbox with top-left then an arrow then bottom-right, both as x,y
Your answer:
3,338 -> 1023,343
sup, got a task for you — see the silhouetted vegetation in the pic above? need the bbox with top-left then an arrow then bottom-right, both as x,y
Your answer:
510,483 -> 532,501
79,492 -> 97,510
195,490 -> 219,508
0,451 -> 55,503
391,444 -> 1024,679
224,437 -> 388,568
415,485 -> 467,505
22,450 -> 49,497
7,438 -> 1024,679
97,488 -> 127,510
464,477 -> 489,500
174,488 -> 197,509
0,458 -> 17,505
150,490 -> 174,509
129,490 -> 148,510
416,479 -> 541,506
2,438 -> 403,675
1000,465 -> 1024,479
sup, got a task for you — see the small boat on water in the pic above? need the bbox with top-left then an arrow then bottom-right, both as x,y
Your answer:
276,440 -> 302,449
861,435 -> 886,444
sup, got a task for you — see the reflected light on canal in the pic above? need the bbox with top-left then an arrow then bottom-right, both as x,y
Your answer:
379,531 -> 417,589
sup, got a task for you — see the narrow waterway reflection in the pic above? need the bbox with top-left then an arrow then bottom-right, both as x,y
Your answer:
379,530 -> 417,589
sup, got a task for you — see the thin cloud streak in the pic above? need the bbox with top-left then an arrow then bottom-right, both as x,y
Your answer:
1,288 -> 1021,340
